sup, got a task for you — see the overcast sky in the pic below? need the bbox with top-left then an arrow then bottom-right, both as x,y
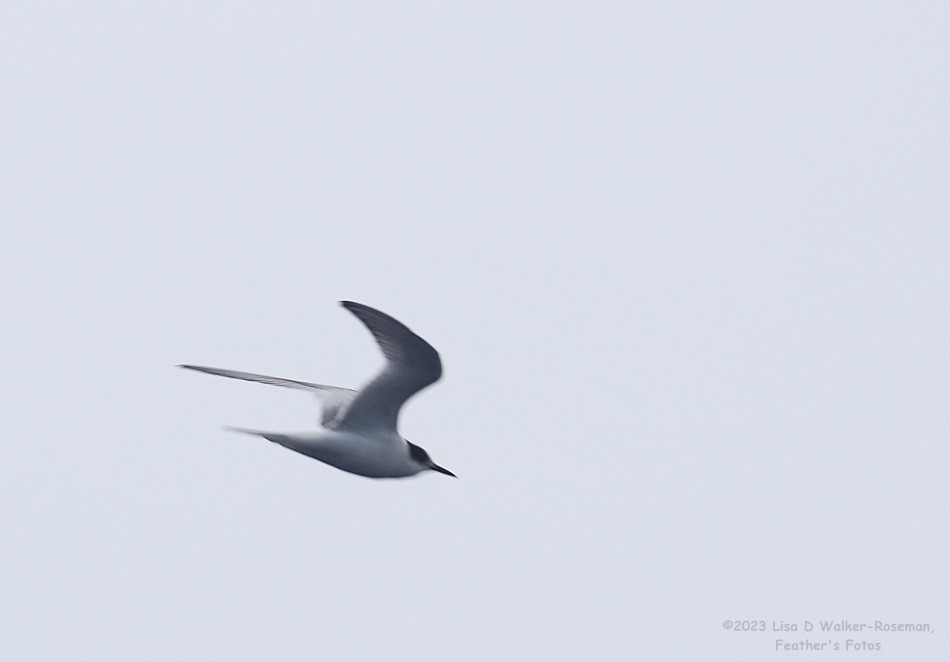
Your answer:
2,2 -> 947,660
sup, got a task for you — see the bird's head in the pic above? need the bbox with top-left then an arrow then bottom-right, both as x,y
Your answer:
407,441 -> 456,478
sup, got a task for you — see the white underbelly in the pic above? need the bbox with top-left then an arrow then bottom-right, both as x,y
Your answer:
276,430 -> 423,478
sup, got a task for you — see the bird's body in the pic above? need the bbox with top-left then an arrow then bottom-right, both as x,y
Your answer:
226,427 -> 428,478
181,301 -> 454,479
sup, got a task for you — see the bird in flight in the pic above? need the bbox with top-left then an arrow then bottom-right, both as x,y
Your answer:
180,301 -> 455,479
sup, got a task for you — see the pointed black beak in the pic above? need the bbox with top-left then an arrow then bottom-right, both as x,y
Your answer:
429,463 -> 457,478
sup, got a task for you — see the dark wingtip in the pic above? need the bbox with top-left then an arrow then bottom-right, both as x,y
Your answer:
340,300 -> 368,313
340,300 -> 384,319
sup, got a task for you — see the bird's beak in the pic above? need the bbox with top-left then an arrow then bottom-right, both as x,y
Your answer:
429,462 -> 457,478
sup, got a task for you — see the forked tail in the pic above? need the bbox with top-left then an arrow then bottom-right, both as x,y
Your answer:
222,426 -> 289,446
222,426 -> 265,436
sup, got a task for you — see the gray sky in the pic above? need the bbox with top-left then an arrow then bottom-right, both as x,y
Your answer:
2,2 -> 947,660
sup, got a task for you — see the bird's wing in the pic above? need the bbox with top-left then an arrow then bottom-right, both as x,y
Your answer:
178,364 -> 356,428
332,301 -> 441,434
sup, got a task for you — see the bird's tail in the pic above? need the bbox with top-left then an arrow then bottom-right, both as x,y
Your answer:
223,426 -> 266,437
222,426 -> 292,447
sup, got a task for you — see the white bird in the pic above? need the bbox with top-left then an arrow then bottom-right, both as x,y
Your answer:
180,301 -> 455,479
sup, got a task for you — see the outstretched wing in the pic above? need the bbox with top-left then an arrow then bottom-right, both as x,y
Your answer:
333,301 -> 441,434
178,364 -> 356,428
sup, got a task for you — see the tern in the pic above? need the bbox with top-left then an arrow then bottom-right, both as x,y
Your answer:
180,301 -> 455,479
